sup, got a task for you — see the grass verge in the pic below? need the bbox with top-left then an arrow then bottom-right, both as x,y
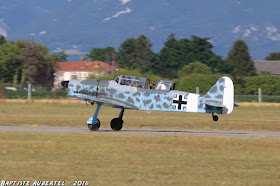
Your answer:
0,132 -> 279,185
0,101 -> 280,132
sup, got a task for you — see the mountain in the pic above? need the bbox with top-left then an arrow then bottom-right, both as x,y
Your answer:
1,0 -> 280,60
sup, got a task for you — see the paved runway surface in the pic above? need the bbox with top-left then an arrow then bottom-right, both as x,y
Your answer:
1,126 -> 280,138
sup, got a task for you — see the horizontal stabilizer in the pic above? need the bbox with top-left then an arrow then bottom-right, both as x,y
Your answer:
234,103 -> 239,107
204,100 -> 226,108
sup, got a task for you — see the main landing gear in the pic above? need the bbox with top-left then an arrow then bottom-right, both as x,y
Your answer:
212,113 -> 219,122
110,108 -> 124,131
87,103 -> 125,131
87,103 -> 101,131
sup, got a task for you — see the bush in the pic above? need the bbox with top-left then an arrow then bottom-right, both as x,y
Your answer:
2,90 -> 67,99
242,75 -> 280,95
177,74 -> 228,94
234,95 -> 280,102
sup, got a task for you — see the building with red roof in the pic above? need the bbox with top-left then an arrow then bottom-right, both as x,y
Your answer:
54,61 -> 120,88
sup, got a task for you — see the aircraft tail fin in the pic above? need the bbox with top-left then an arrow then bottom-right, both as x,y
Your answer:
203,76 -> 234,114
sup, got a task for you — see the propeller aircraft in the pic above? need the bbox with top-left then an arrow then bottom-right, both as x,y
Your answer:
68,75 -> 236,131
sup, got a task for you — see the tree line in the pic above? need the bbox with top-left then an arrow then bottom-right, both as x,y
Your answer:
1,33 -> 280,95
86,34 -> 280,95
86,34 -> 262,79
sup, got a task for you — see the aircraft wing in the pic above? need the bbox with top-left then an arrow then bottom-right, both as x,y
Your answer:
68,95 -> 137,109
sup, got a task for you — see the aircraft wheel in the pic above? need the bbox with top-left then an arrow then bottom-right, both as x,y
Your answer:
88,119 -> 100,131
213,115 -> 219,122
110,118 -> 123,131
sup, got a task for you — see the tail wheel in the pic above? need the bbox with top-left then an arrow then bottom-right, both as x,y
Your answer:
88,119 -> 100,131
212,115 -> 219,122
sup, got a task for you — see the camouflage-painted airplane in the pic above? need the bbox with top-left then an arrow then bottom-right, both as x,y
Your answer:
68,75 -> 236,131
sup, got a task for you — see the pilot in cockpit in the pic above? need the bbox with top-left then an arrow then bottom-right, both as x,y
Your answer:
125,77 -> 131,86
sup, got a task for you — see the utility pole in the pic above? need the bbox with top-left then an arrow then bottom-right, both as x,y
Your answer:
258,88 -> 262,106
28,83 -> 31,103
196,87 -> 199,94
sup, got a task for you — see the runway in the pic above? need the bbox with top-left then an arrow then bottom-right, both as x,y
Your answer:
1,126 -> 280,138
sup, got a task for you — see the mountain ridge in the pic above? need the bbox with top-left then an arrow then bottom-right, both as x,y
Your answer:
1,0 -> 280,60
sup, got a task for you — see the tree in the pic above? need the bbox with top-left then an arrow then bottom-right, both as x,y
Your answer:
178,74 -> 222,94
0,35 -> 6,45
265,52 -> 280,60
177,62 -> 212,77
22,40 -> 43,83
158,34 -> 228,78
242,75 -> 280,95
157,34 -> 179,77
22,40 -> 54,84
86,47 -> 117,65
227,39 -> 256,77
0,42 -> 23,83
118,34 -> 154,71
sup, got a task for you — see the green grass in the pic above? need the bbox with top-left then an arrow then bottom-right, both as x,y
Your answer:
0,102 -> 280,132
0,132 -> 279,185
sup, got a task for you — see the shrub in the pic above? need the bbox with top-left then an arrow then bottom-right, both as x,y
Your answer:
242,75 -> 280,95
177,74 -> 225,94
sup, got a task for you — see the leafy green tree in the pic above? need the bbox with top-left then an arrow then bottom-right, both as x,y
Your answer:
0,35 -> 6,45
87,47 -> 117,65
227,39 -> 256,77
147,53 -> 161,75
242,75 -> 280,95
0,42 -> 23,83
0,39 -> 55,84
119,34 -> 154,71
177,74 -> 223,94
265,52 -> 280,60
157,34 -> 179,77
177,62 -> 212,77
136,35 -> 154,69
119,38 -> 137,69
158,34 -> 228,78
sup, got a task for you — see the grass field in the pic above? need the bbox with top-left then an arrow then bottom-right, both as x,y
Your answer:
1,100 -> 280,185
0,100 -> 280,132
0,132 -> 280,185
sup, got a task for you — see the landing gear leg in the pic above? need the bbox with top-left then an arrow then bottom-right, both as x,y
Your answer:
87,103 -> 101,131
110,107 -> 124,131
212,113 -> 219,122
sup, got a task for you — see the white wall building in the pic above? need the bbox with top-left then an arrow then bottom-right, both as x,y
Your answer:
54,61 -> 119,88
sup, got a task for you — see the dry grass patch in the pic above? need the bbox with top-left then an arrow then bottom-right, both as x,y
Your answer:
0,132 -> 280,185
238,102 -> 280,108
1,102 -> 280,132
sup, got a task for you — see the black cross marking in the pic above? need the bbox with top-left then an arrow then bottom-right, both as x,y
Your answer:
173,95 -> 187,110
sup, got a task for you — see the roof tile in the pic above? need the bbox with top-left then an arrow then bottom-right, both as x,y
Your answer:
54,61 -> 119,72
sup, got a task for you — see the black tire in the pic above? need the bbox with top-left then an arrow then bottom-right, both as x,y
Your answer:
213,115 -> 219,122
110,118 -> 123,131
88,119 -> 100,131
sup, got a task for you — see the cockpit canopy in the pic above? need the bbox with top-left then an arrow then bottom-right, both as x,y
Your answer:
114,75 -> 150,89
154,80 -> 176,91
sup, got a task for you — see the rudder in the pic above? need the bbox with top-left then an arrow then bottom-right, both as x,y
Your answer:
203,77 -> 234,114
